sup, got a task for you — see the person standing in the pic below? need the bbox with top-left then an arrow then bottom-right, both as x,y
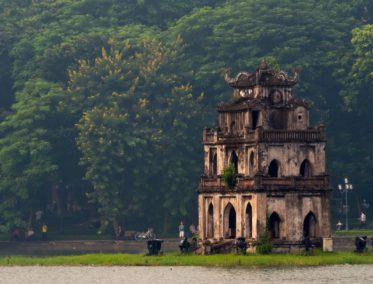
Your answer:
360,211 -> 367,229
35,210 -> 43,224
179,221 -> 185,239
117,225 -> 125,240
336,220 -> 343,231
41,223 -> 48,241
25,227 -> 35,241
189,224 -> 196,235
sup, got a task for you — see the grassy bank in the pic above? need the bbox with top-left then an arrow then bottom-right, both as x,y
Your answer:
334,230 -> 373,237
1,252 -> 373,267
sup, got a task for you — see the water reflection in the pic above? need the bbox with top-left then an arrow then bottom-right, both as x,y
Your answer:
1,265 -> 373,284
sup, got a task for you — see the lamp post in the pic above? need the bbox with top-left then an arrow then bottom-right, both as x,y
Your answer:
338,178 -> 353,230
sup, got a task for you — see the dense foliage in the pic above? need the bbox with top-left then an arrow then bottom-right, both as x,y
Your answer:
0,0 -> 372,234
222,164 -> 237,189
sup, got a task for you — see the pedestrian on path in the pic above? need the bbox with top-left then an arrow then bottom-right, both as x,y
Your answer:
179,221 -> 185,239
25,227 -> 35,241
41,223 -> 48,241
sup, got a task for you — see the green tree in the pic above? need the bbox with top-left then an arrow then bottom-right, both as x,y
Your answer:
0,80 -> 62,231
330,24 -> 373,203
67,38 -> 203,233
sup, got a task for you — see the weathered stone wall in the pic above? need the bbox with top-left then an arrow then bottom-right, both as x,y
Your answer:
259,143 -> 326,176
198,191 -> 331,242
204,141 -> 325,178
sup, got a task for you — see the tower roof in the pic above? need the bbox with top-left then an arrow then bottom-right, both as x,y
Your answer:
224,61 -> 300,88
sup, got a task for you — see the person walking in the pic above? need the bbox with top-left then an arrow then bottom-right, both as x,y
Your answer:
41,223 -> 48,241
179,221 -> 185,239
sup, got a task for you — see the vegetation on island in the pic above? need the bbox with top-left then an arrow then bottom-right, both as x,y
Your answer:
1,252 -> 373,267
0,0 -> 372,236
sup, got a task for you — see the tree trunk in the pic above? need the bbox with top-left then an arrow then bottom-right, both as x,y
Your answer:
28,210 -> 33,228
163,214 -> 171,235
113,215 -> 119,239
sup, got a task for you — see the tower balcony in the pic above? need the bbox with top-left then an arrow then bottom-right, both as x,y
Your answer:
203,126 -> 326,144
198,175 -> 330,193
260,127 -> 326,143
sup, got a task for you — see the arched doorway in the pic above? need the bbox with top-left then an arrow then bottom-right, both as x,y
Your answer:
268,160 -> 279,177
269,212 -> 281,239
249,151 -> 255,176
300,159 -> 312,177
303,212 -> 317,238
207,203 -> 214,238
245,203 -> 253,238
230,151 -> 238,174
224,203 -> 236,238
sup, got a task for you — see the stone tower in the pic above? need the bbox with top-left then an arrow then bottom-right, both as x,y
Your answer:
198,62 -> 331,248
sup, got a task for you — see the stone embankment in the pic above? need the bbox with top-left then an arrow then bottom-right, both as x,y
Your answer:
333,236 -> 373,251
0,236 -> 371,255
0,239 -> 180,255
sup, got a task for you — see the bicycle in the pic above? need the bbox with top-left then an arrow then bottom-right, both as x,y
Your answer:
134,228 -> 156,241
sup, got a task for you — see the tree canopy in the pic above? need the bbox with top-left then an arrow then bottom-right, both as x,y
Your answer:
0,0 -> 372,234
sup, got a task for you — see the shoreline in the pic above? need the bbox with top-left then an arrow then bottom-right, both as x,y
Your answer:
1,252 -> 373,267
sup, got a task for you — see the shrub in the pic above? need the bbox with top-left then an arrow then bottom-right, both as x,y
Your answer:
256,231 -> 272,254
222,164 -> 236,188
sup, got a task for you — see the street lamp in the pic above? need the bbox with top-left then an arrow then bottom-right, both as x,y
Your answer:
338,178 -> 353,230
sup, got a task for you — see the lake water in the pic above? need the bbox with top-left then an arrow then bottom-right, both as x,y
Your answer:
1,265 -> 373,284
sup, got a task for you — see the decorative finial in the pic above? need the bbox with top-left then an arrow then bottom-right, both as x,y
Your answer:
259,60 -> 268,70
224,68 -> 233,83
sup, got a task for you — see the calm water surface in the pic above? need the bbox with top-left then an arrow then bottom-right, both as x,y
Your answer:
1,265 -> 373,284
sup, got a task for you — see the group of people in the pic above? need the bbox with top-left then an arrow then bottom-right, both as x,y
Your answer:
336,211 -> 368,230
11,209 -> 49,241
11,224 -> 48,241
178,221 -> 197,239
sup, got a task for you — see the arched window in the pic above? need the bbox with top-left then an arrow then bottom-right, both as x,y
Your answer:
269,212 -> 281,239
211,153 -> 217,176
230,121 -> 236,133
303,212 -> 317,238
245,203 -> 253,238
268,160 -> 280,177
223,203 -> 236,238
230,151 -> 238,174
251,111 -> 259,130
249,151 -> 255,176
300,159 -> 312,177
207,203 -> 214,238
